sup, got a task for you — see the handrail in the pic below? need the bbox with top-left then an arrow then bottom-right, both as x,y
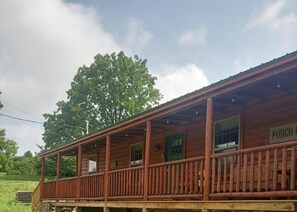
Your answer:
31,182 -> 41,212
80,172 -> 105,178
57,176 -> 78,181
109,165 -> 144,174
149,156 -> 205,168
211,139 -> 297,159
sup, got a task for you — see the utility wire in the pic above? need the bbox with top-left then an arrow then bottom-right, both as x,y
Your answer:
2,100 -> 43,121
0,113 -> 43,124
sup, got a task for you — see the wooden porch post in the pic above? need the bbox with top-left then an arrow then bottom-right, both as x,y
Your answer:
144,120 -> 152,201
40,157 -> 45,198
76,145 -> 82,200
55,152 -> 61,200
204,98 -> 213,200
104,134 -> 111,201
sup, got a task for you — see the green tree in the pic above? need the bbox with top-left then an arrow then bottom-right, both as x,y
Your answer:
43,52 -> 162,149
9,151 -> 37,175
0,129 -> 18,172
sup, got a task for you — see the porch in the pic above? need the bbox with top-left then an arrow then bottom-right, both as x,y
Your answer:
40,139 -> 297,201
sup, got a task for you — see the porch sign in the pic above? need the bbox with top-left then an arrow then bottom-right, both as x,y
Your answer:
270,123 -> 297,143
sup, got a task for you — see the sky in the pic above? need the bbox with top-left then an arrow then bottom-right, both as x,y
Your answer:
0,0 -> 297,155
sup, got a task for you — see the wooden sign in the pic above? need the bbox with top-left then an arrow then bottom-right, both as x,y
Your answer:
270,123 -> 297,143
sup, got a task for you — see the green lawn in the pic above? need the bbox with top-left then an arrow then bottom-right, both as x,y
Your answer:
0,176 -> 39,212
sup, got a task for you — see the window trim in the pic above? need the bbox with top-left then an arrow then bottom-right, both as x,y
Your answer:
213,115 -> 241,153
165,132 -> 185,162
88,153 -> 98,174
129,141 -> 144,167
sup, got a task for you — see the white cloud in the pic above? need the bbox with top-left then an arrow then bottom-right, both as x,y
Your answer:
125,18 -> 153,52
245,0 -> 297,36
0,0 -> 121,154
178,28 -> 207,46
155,64 -> 209,103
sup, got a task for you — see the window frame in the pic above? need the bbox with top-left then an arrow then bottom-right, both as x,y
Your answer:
165,132 -> 185,162
213,115 -> 241,154
87,153 -> 98,174
130,142 -> 144,167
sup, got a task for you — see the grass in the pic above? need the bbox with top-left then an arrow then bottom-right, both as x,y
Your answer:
0,174 -> 40,181
0,174 -> 39,212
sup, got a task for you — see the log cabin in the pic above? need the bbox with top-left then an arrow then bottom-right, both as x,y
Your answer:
32,51 -> 297,212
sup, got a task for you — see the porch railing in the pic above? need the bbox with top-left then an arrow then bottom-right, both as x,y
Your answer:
80,173 -> 104,199
31,182 -> 41,212
42,180 -> 56,199
56,177 -> 77,199
210,140 -> 297,198
148,156 -> 204,199
108,166 -> 144,198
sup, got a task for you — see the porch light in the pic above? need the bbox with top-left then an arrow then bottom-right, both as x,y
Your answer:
125,133 -> 128,137
231,98 -> 235,102
195,108 -> 199,115
277,82 -> 281,88
154,143 -> 161,152
166,120 -> 170,124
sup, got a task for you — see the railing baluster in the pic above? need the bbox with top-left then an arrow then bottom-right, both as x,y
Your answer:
243,153 -> 247,192
223,157 -> 227,193
159,166 -> 163,195
230,156 -> 234,192
190,162 -> 193,194
281,147 -> 287,191
200,160 -> 203,194
155,165 -> 159,195
194,161 -> 198,194
265,150 -> 270,191
236,154 -> 241,192
172,164 -> 176,195
290,145 -> 296,190
185,162 -> 189,194
217,158 -> 222,192
180,164 -> 184,194
176,164 -> 180,194
272,149 -> 278,191
163,166 -> 167,194
211,158 -> 216,193
257,151 -> 262,192
249,152 -> 254,192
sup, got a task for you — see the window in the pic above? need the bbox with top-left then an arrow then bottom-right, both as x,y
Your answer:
88,154 -> 97,173
214,116 -> 240,153
130,142 -> 143,166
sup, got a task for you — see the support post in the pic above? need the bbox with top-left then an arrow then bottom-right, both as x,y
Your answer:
55,152 -> 61,200
40,157 -> 45,198
103,207 -> 110,212
144,120 -> 152,201
203,98 -> 213,200
104,134 -> 111,201
76,145 -> 82,201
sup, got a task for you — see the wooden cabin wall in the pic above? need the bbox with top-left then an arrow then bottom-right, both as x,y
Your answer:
80,118 -> 206,173
243,91 -> 297,149
149,118 -> 205,165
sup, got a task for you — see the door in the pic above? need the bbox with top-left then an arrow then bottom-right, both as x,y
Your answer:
164,133 -> 184,194
165,133 -> 184,162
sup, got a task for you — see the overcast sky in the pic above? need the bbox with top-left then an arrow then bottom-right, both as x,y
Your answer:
0,0 -> 297,155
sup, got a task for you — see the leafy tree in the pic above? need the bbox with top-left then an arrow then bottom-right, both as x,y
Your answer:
9,151 -> 37,175
43,52 -> 162,149
0,129 -> 18,172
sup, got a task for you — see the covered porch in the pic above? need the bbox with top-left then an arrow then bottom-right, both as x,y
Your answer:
33,53 -> 297,212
